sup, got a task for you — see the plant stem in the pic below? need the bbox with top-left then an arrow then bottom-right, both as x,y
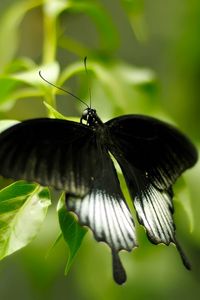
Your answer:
42,8 -> 57,64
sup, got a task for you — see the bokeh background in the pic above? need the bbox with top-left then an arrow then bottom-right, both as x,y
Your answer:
0,0 -> 200,299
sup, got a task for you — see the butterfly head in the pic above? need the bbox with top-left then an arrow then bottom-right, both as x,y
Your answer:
81,108 -> 102,127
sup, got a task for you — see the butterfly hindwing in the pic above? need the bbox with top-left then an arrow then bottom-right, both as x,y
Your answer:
66,145 -> 137,284
0,118 -> 98,196
115,162 -> 175,243
120,164 -> 191,269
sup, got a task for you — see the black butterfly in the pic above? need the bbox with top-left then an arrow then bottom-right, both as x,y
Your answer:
0,107 -> 197,284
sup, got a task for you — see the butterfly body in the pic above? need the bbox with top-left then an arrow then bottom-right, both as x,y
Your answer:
0,108 -> 197,284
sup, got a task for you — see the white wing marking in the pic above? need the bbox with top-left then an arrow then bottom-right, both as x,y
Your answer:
67,188 -> 137,252
134,184 -> 175,244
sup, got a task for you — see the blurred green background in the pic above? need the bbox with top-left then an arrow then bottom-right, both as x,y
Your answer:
0,0 -> 200,299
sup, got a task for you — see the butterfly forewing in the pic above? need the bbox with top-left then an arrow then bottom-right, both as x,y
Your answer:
0,118 -> 98,196
106,114 -> 198,189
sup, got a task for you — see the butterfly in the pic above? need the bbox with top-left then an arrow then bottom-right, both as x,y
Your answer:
0,104 -> 197,284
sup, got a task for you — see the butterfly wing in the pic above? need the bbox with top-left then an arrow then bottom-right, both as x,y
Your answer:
106,115 -> 198,268
66,144 -> 137,284
0,118 -> 98,196
106,115 -> 197,189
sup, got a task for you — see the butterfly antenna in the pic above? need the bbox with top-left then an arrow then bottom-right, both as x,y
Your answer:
84,56 -> 92,108
39,71 -> 89,108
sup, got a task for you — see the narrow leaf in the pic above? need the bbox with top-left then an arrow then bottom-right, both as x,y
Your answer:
58,195 -> 87,274
43,102 -> 79,122
121,0 -> 147,42
43,102 -> 67,120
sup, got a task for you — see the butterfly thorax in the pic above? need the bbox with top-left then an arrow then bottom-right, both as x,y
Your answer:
80,108 -> 104,128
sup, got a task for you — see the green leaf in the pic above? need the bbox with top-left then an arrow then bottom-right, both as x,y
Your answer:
58,61 -> 85,85
0,61 -> 59,110
10,61 -> 60,87
86,60 -> 157,116
0,77 -> 21,110
57,195 -> 87,275
43,101 -> 79,122
0,181 -> 51,260
43,102 -> 67,120
0,62 -> 60,111
53,1 -> 119,54
121,0 -> 147,42
0,0 -> 42,70
59,59 -> 157,118
69,1 -> 119,52
4,57 -> 36,73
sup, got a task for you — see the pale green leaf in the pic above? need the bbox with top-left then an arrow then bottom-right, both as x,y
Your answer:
0,181 -> 51,259
10,61 -> 60,87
